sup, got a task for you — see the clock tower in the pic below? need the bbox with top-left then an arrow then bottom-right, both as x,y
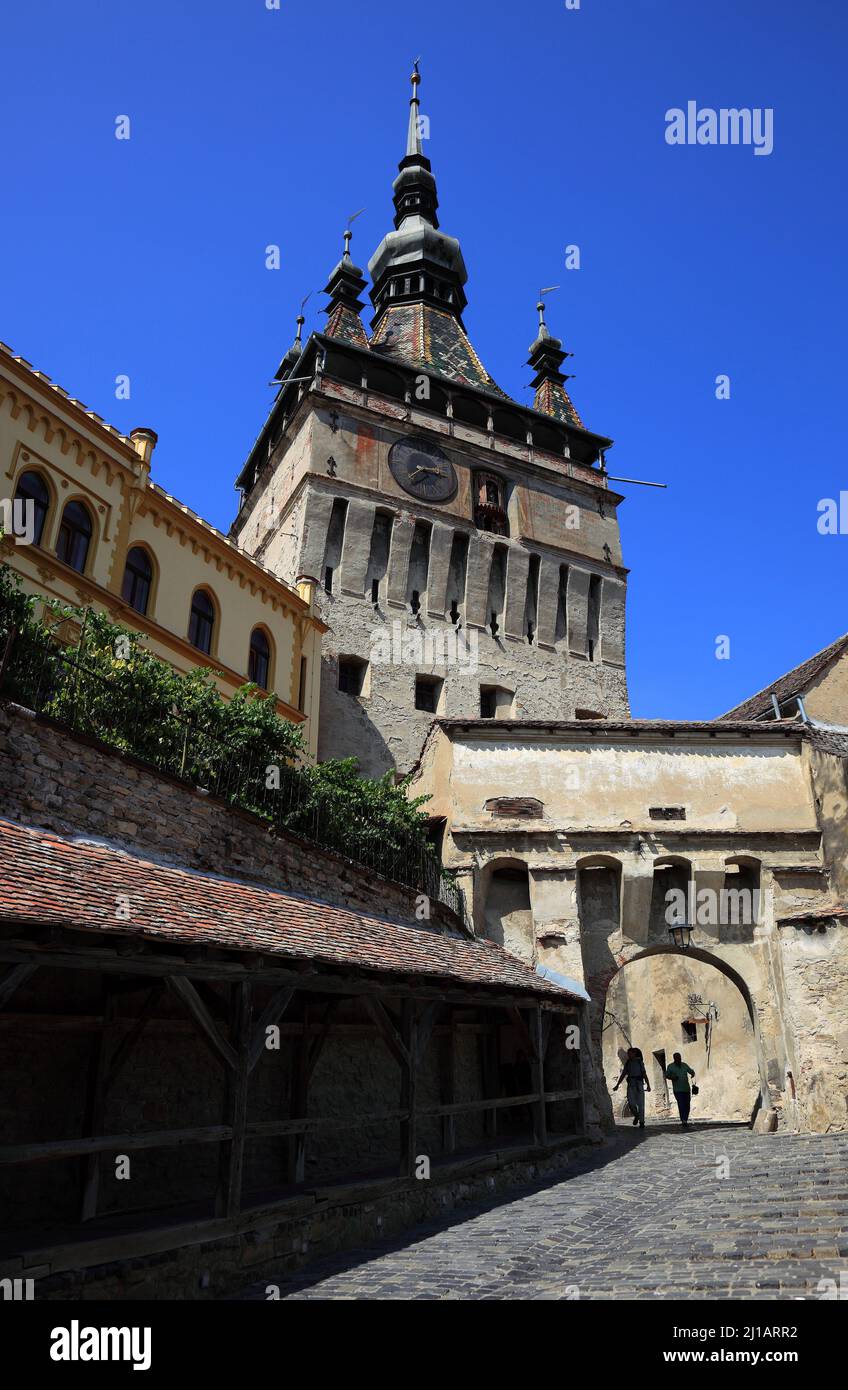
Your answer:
230,66 -> 630,776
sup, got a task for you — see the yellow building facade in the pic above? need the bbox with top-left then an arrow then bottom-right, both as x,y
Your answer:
0,341 -> 324,758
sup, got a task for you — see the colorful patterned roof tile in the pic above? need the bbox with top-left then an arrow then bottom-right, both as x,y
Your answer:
534,378 -> 584,429
325,302 -> 369,349
369,302 -> 510,398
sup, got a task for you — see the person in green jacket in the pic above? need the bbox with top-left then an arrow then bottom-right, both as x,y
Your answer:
665,1053 -> 696,1127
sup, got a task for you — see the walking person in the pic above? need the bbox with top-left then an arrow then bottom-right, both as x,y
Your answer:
665,1052 -> 696,1127
613,1046 -> 650,1128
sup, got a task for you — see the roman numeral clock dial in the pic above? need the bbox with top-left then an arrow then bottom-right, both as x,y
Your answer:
388,436 -> 458,502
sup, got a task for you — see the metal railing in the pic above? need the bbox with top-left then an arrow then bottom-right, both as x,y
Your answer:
0,616 -> 466,922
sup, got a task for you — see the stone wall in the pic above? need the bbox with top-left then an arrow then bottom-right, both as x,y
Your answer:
779,919 -> 848,1133
234,388 -> 630,777
0,702 -> 460,933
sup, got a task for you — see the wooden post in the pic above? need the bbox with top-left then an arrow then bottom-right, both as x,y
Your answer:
481,1013 -> 499,1140
529,1005 -> 547,1146
399,999 -> 418,1177
287,1000 -> 309,1185
438,1009 -> 457,1155
216,981 -> 252,1218
80,985 -> 117,1222
576,1006 -> 588,1136
0,963 -> 38,1011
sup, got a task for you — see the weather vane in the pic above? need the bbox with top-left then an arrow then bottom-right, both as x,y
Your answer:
344,209 -> 366,257
537,284 -> 560,332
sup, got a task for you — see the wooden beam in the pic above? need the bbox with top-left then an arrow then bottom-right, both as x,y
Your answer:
0,939 -> 573,1014
287,1000 -> 309,1185
415,1001 -> 440,1066
399,999 -> 418,1177
217,981 -> 252,1220
0,963 -> 37,1011
165,975 -> 237,1072
508,1005 -> 536,1057
480,1024 -> 499,1140
0,1126 -> 232,1165
529,1006 -> 547,1146
307,999 -> 339,1081
419,1091 -> 556,1118
438,1010 -> 456,1154
192,980 -> 229,1022
245,1091 -> 580,1137
80,985 -> 117,1222
363,997 -> 410,1070
247,1111 -> 408,1139
248,986 -> 296,1073
106,984 -> 163,1090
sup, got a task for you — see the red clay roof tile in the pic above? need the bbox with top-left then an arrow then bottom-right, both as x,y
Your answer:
0,818 -> 576,1001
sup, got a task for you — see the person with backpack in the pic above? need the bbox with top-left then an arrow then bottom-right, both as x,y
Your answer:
613,1046 -> 650,1128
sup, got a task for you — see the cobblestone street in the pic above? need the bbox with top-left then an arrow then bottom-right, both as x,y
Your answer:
237,1124 -> 848,1301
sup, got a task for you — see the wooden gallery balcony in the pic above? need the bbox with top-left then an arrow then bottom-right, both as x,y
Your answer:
0,818 -> 587,1298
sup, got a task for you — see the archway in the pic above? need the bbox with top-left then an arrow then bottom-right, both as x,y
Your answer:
600,944 -> 770,1127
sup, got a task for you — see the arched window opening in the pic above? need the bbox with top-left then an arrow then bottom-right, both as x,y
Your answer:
188,589 -> 215,655
121,547 -> 153,615
474,472 -> 509,536
576,860 -> 622,938
56,500 -> 92,574
649,859 -> 693,940
248,628 -> 271,689
13,471 -> 49,546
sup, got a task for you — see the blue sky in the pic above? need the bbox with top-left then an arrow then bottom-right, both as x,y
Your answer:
3,0 -> 846,719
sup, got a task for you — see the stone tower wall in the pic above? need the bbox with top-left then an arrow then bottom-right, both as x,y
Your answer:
234,387 -> 629,775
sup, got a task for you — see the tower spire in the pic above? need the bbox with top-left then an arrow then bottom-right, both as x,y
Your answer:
322,216 -> 369,348
273,300 -> 308,383
367,62 -> 469,329
406,58 -> 423,158
526,288 -> 584,428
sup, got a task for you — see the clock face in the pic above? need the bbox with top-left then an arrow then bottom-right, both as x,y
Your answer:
388,436 -> 457,503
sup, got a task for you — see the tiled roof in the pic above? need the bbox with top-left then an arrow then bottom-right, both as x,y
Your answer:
805,727 -> 848,758
369,303 -> 509,398
436,718 -> 804,737
534,377 -> 584,429
325,303 -> 369,349
719,633 -> 848,721
0,819 -> 576,1001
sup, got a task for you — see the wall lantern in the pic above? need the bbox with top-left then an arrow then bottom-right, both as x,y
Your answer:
668,921 -> 693,951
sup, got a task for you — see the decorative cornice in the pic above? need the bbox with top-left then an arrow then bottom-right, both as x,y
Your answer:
10,550 -> 308,723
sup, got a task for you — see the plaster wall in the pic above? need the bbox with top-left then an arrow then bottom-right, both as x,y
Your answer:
602,954 -> 759,1123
